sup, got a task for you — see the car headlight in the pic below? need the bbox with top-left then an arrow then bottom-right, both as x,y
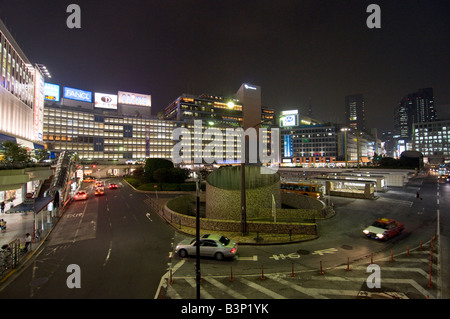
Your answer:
376,233 -> 384,238
363,230 -> 369,234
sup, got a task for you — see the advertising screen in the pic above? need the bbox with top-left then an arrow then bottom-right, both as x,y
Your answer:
279,110 -> 298,127
44,83 -> 60,102
284,134 -> 293,157
63,87 -> 93,103
118,91 -> 151,107
95,92 -> 118,109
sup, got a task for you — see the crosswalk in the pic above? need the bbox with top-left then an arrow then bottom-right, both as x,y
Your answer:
160,243 -> 439,300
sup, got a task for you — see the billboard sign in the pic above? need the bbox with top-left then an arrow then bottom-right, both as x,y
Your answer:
63,87 -> 93,103
34,70 -> 45,141
279,110 -> 298,127
44,83 -> 60,102
118,91 -> 151,107
95,92 -> 118,109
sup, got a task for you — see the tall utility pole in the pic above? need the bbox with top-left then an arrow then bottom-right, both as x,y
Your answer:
240,161 -> 247,235
195,172 -> 201,299
356,131 -> 361,170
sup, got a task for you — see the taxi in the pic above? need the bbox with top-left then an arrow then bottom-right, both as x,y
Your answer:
95,180 -> 104,187
94,186 -> 105,196
74,190 -> 88,200
363,218 -> 404,240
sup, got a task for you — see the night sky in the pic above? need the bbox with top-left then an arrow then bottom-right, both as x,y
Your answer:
1,0 -> 449,133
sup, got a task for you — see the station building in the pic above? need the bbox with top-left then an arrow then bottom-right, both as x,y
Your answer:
42,87 -> 176,164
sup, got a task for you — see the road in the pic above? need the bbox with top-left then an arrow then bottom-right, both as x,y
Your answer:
0,174 -> 446,299
0,178 -> 175,298
162,174 -> 446,299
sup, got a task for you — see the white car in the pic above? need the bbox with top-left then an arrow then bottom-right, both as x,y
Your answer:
175,234 -> 238,261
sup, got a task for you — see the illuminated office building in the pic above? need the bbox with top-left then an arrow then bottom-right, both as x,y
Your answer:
164,84 -> 276,165
279,109 -> 375,167
394,88 -> 436,142
413,119 -> 450,164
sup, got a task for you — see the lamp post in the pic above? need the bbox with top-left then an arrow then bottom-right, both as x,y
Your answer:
356,131 -> 361,170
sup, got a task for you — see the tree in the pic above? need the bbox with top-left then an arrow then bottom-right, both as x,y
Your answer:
153,167 -> 190,183
0,141 -> 32,165
34,149 -> 50,162
144,158 -> 174,182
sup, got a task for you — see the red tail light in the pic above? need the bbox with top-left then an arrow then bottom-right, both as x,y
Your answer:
230,248 -> 236,254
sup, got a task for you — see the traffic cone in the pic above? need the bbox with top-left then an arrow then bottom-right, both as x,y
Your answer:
319,261 -> 324,275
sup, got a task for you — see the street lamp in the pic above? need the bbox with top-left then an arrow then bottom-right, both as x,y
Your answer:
341,128 -> 350,168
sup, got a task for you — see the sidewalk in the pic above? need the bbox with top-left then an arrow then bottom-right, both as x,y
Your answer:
0,211 -> 35,249
1,196 -> 55,248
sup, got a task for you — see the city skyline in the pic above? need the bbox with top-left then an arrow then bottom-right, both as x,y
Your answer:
0,0 -> 449,133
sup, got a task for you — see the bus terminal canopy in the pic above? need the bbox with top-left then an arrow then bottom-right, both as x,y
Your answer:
7,196 -> 53,214
316,178 -> 377,199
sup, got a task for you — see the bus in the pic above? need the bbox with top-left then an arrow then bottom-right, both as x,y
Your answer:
280,182 -> 323,199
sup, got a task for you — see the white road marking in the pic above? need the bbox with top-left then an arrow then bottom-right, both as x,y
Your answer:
239,278 -> 287,299
204,277 -> 248,299
103,241 -> 113,267
236,255 -> 258,261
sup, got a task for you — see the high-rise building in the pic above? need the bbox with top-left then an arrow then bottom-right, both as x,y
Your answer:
164,84 -> 276,165
164,93 -> 243,126
345,94 -> 365,132
394,88 -> 436,142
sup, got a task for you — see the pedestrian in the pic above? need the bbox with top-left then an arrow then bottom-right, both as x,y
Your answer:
24,233 -> 32,252
0,219 -> 6,232
416,191 -> 420,198
0,201 -> 5,214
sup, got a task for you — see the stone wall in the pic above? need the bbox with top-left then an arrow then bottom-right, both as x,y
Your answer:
162,200 -> 316,235
280,191 -> 334,219
205,165 -> 282,220
205,181 -> 281,220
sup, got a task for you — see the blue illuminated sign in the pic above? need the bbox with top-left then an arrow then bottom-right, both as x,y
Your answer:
284,134 -> 293,157
44,83 -> 60,102
63,87 -> 93,103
